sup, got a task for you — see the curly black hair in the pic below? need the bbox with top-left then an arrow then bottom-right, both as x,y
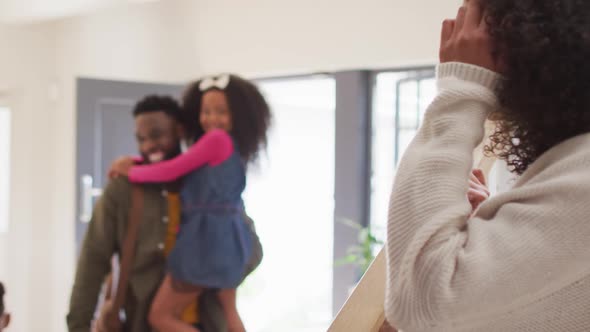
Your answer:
182,75 -> 272,164
132,95 -> 182,122
481,0 -> 590,174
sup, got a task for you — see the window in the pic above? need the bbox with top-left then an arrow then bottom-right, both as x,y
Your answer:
0,107 -> 10,233
239,77 -> 335,332
370,70 -> 436,241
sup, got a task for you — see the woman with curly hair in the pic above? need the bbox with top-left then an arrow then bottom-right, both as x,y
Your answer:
384,0 -> 590,331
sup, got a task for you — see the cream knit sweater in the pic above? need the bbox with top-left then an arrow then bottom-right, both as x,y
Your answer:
385,62 -> 590,332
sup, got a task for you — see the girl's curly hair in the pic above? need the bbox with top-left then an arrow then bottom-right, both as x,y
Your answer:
482,0 -> 590,174
182,75 -> 271,164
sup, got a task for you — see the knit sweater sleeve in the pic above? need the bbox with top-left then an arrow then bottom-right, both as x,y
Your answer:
384,62 -> 590,330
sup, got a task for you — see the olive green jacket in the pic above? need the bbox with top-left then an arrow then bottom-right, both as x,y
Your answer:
67,177 -> 262,332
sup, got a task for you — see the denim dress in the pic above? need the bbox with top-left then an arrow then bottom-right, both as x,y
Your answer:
167,149 -> 252,289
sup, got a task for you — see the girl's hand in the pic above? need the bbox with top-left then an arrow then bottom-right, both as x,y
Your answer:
108,156 -> 135,178
439,0 -> 497,72
468,168 -> 490,213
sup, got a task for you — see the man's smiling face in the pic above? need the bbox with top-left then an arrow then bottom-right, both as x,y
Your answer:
134,110 -> 182,164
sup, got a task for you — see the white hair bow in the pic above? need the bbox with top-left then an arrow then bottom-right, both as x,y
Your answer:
199,74 -> 230,91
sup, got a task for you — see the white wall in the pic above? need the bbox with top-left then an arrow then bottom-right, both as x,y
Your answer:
1,0 -> 463,331
0,23 -> 60,332
189,0 -> 460,76
0,0 -> 121,24
51,0 -> 463,79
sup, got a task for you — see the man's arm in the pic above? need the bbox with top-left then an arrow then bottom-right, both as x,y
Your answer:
67,179 -> 124,332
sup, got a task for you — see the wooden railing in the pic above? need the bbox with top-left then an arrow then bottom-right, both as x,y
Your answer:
328,249 -> 387,332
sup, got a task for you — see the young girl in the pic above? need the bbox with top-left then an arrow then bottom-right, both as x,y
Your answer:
114,74 -> 271,332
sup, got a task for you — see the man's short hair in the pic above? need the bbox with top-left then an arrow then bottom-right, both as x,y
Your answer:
132,95 -> 182,122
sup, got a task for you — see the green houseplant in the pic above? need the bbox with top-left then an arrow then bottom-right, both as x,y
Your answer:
335,219 -> 384,278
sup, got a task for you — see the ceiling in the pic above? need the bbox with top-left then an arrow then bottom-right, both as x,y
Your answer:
0,0 -> 161,24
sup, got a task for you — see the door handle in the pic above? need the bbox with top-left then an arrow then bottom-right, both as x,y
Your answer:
80,174 -> 103,223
